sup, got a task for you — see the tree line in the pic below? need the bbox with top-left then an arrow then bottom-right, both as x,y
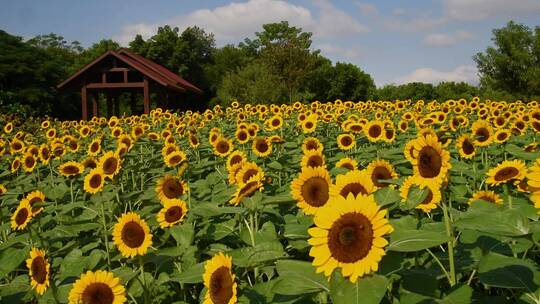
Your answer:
0,21 -> 538,119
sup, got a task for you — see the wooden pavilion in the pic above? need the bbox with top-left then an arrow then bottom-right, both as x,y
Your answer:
57,48 -> 202,120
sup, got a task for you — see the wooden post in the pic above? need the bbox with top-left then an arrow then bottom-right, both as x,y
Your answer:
91,92 -> 98,118
81,85 -> 88,120
123,70 -> 128,83
143,77 -> 150,114
102,72 -> 107,83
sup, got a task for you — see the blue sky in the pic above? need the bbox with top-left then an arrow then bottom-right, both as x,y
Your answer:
1,0 -> 539,86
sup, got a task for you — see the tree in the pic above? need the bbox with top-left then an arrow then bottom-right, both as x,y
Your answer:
374,83 -> 435,101
433,81 -> 478,100
326,63 -> 375,101
474,21 -> 540,97
217,62 -> 286,105
73,39 -> 120,72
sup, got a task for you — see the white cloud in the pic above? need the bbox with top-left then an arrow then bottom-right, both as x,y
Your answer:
391,65 -> 478,85
316,44 -> 363,60
444,0 -> 540,20
115,0 -> 367,46
356,2 -> 378,15
423,30 -> 474,47
384,16 -> 447,32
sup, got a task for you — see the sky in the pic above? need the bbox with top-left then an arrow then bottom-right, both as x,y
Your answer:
1,0 -> 539,86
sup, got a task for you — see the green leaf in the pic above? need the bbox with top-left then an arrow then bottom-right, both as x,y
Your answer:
261,192 -> 295,205
388,229 -> 449,252
454,208 -> 530,236
176,262 -> 205,284
329,271 -> 388,304
439,284 -> 474,304
404,186 -> 429,210
0,246 -> 29,279
374,187 -> 401,207
478,252 -> 540,291
207,218 -> 237,241
170,224 -> 195,248
267,161 -> 283,170
272,260 -> 329,295
229,241 -> 286,267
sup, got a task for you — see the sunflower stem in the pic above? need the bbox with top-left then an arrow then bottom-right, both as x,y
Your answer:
139,256 -> 149,304
442,200 -> 456,287
426,248 -> 452,285
504,184 -> 513,209
100,201 -> 111,266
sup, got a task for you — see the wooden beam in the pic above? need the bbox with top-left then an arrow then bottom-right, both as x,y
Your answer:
143,77 -> 150,114
81,84 -> 88,120
123,70 -> 128,83
102,72 -> 107,83
91,92 -> 98,117
87,82 -> 145,89
100,67 -> 132,72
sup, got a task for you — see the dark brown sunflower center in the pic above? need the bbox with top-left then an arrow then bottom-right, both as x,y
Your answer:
301,177 -> 329,207
121,221 -> 145,248
306,141 -> 318,150
237,131 -> 247,141
238,181 -> 260,198
25,157 -> 35,168
478,195 -> 495,203
209,266 -> 234,304
255,141 -> 269,153
31,256 -> 47,284
41,148 -> 50,159
385,129 -> 395,140
372,167 -> 392,187
63,165 -> 80,175
81,282 -> 114,304
340,136 -> 352,146
368,125 -> 381,138
165,206 -> 183,223
15,208 -> 29,225
421,189 -> 434,204
462,139 -> 474,155
168,155 -> 182,165
216,141 -> 230,154
103,158 -> 118,175
340,183 -> 368,198
91,142 -> 99,152
272,119 -> 280,127
497,132 -> 508,141
340,162 -> 355,171
305,121 -> 314,129
328,212 -> 373,263
307,155 -> 324,168
418,147 -> 442,178
163,179 -> 183,199
89,174 -> 102,189
230,156 -> 243,166
475,128 -> 490,142
494,167 -> 519,181
242,169 -> 259,183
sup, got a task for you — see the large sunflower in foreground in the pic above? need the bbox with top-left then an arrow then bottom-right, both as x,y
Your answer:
155,175 -> 189,204
291,166 -> 331,215
486,160 -> 527,187
84,168 -> 105,194
400,176 -> 442,213
330,169 -> 377,199
157,199 -> 188,228
68,270 -> 126,304
112,212 -> 152,258
11,200 -> 32,230
411,134 -> 451,186
203,252 -> 237,304
26,247 -> 50,295
366,160 -> 398,188
308,194 -> 393,283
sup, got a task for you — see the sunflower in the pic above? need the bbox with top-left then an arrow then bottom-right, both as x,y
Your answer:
98,151 -> 122,178
228,163 -> 245,185
335,158 -> 358,171
252,137 -> 272,158
203,252 -> 237,304
235,162 -> 264,185
11,200 -> 32,230
58,161 -> 84,177
0,184 -> 6,195
4,122 -> 14,134
68,270 -> 126,304
22,152 -> 37,173
330,170 -> 377,199
112,212 -> 152,258
235,129 -> 250,144
301,118 -> 317,133
400,176 -> 442,213
455,134 -> 476,159
411,134 -> 451,186
301,150 -> 326,169
468,190 -> 503,205
82,157 -> 98,169
155,175 -> 189,204
302,137 -> 323,153
214,136 -> 233,157
164,150 -> 187,168
26,247 -> 50,295
84,168 -> 105,194
189,134 -> 200,148
486,160 -> 527,187
364,120 -> 384,142
230,176 -> 263,206
337,134 -> 356,151
291,166 -> 331,215
11,157 -> 21,173
226,150 -> 246,172
471,120 -> 493,147
366,160 -> 398,188
38,144 -> 51,164
493,129 -> 511,144
87,138 -> 102,156
26,190 -> 46,215
308,194 -> 393,283
157,199 -> 188,228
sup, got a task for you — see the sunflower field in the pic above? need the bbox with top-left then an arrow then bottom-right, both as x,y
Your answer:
2,97 -> 540,304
